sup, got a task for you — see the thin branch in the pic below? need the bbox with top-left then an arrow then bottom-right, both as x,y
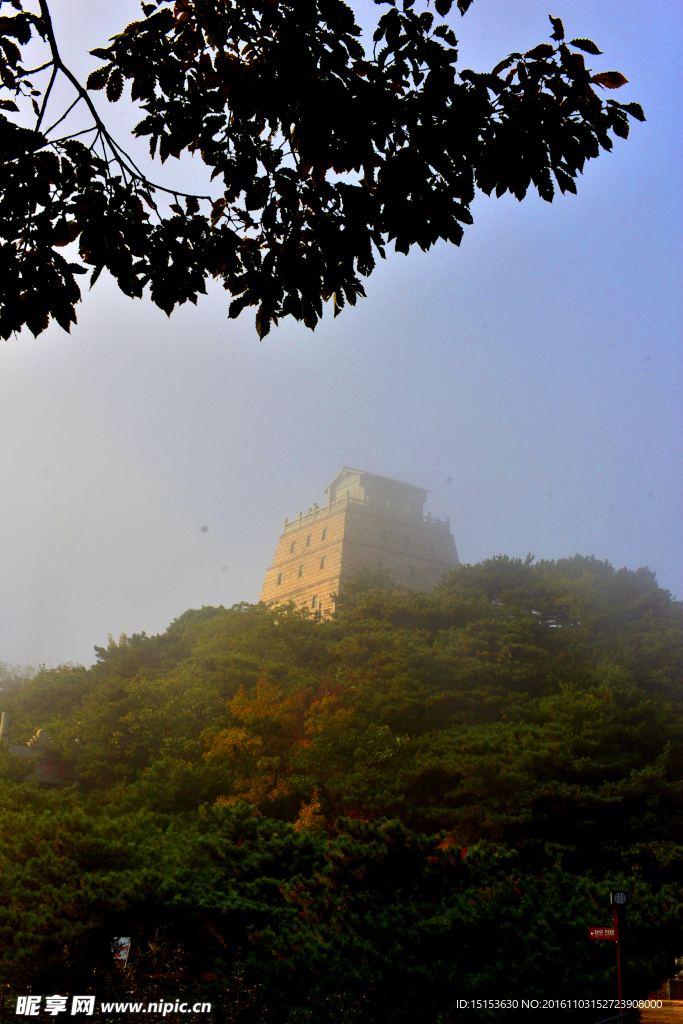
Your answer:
50,127 -> 98,144
36,0 -> 215,203
37,0 -> 112,137
102,132 -> 158,186
18,59 -> 54,77
99,134 -> 108,166
43,93 -> 80,136
87,129 -> 101,153
35,63 -> 56,131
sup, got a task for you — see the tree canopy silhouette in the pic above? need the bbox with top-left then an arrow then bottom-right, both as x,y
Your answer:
1,0 -> 643,340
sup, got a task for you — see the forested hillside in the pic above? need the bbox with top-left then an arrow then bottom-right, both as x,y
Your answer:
1,555 -> 682,1022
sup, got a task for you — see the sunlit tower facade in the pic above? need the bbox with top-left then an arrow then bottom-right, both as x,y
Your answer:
260,467 -> 459,616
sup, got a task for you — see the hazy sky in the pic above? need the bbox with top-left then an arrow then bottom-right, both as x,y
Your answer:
1,0 -> 680,670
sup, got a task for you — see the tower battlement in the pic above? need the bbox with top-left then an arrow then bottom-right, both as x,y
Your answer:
260,467 -> 459,616
282,493 -> 452,535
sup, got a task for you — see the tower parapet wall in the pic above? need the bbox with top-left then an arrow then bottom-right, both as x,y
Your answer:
281,492 -> 452,535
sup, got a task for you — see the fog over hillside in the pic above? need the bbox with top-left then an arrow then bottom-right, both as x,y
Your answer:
0,0 -> 680,669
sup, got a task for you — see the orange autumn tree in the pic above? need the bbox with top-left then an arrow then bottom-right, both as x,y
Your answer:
204,671 -> 408,825
204,675 -> 310,809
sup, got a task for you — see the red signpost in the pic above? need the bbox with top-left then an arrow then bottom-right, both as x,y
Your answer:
611,891 -> 627,1014
589,927 -> 616,941
612,907 -> 624,1013
590,892 -> 628,1017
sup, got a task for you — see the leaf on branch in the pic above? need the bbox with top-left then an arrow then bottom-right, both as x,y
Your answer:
228,293 -> 253,319
255,303 -> 272,339
89,48 -> 112,59
159,132 -> 181,162
25,312 -> 49,338
211,198 -> 226,225
173,0 -> 192,23
35,150 -> 60,182
433,24 -> 453,40
0,99 -> 19,111
434,0 -> 452,17
591,71 -> 628,89
569,38 -> 603,55
553,165 -> 577,195
106,69 -> 124,103
54,221 -> 82,247
619,101 -> 645,121
140,192 -> 158,211
457,0 -> 473,14
524,43 -> 554,60
86,66 -> 110,91
548,16 -> 564,41
534,167 -> 555,203
612,117 -> 629,139
0,13 -> 21,41
1,37 -> 21,66
491,56 -> 514,77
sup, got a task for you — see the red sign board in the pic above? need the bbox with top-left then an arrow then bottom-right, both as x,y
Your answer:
112,937 -> 131,964
589,927 -> 616,941
35,760 -> 74,785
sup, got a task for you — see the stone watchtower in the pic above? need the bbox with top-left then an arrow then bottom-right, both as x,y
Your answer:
260,467 -> 459,616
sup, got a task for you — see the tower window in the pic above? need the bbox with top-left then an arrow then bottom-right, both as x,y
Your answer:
321,528 -> 327,541
277,573 -> 283,585
312,595 -> 318,608
306,535 -> 311,547
290,541 -> 295,553
320,556 -> 326,569
298,565 -> 304,577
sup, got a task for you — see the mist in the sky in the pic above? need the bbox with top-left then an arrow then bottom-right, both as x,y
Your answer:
1,0 -> 680,669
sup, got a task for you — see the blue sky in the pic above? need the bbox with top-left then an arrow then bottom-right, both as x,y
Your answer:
0,0 -> 680,668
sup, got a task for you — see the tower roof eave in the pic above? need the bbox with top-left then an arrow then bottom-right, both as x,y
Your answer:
323,466 -> 432,498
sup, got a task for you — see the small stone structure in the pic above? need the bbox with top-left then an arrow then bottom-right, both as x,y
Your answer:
666,959 -> 683,1000
260,467 -> 460,616
1,717 -> 75,786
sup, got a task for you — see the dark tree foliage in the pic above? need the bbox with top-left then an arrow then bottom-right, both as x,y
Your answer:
1,556 -> 681,1019
0,0 -> 643,339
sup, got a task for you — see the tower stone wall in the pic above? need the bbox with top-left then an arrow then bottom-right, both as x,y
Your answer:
260,467 -> 459,615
